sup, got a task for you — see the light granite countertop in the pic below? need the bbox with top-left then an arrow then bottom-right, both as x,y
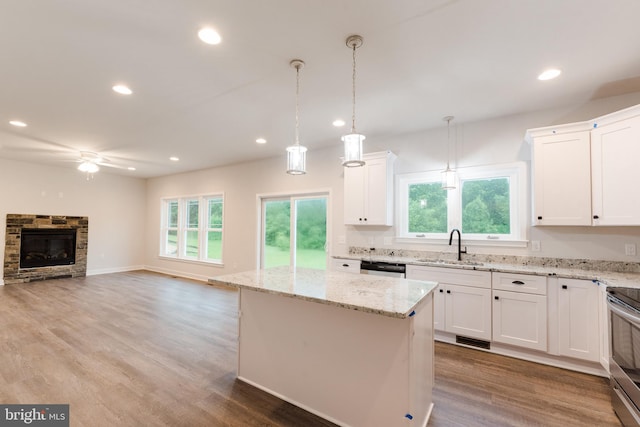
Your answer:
209,266 -> 438,319
338,252 -> 640,289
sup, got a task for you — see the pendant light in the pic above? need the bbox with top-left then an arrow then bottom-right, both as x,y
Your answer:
286,59 -> 307,175
441,116 -> 457,190
342,35 -> 365,167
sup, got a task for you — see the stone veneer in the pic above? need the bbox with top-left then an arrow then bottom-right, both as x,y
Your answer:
3,214 -> 88,284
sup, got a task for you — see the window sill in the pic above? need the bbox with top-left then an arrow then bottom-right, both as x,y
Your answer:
394,237 -> 528,248
158,255 -> 225,268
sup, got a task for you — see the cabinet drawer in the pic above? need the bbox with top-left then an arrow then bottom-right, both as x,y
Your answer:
332,258 -> 361,274
492,272 -> 547,295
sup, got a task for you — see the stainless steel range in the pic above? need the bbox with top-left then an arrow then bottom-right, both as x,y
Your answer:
607,287 -> 640,426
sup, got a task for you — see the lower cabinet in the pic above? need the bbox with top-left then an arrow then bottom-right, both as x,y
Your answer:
493,290 -> 547,351
556,278 -> 600,362
406,265 -> 492,341
492,272 -> 548,352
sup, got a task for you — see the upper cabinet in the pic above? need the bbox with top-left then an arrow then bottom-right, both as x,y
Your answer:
343,151 -> 396,226
591,111 -> 640,225
530,126 -> 592,226
528,104 -> 640,226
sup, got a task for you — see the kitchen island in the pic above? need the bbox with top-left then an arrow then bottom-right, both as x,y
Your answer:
209,267 -> 437,427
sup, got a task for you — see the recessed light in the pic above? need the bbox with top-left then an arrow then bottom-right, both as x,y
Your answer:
198,27 -> 222,45
538,69 -> 562,81
9,120 -> 27,127
127,167 -> 136,171
332,119 -> 346,127
112,84 -> 133,95
169,156 -> 180,162
256,138 -> 267,144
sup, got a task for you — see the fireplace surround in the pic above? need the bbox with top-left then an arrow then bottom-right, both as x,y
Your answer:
4,214 -> 88,284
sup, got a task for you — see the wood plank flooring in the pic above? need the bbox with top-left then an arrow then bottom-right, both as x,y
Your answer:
0,271 -> 622,426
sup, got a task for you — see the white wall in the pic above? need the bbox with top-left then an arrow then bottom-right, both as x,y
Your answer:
0,158 -> 147,283
144,147 -> 346,280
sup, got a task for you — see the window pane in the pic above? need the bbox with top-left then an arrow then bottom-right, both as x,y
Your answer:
185,230 -> 199,257
461,177 -> 510,234
166,230 -> 177,255
207,231 -> 222,260
186,200 -> 199,228
208,198 -> 223,228
168,201 -> 178,228
295,198 -> 327,270
408,183 -> 448,233
263,200 -> 290,268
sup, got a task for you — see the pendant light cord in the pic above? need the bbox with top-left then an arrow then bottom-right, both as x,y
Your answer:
351,42 -> 357,133
295,64 -> 300,146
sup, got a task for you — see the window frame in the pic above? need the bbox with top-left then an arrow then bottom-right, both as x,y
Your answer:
160,193 -> 225,264
396,162 -> 527,246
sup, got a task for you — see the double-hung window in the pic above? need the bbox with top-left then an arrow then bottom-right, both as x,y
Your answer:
160,194 -> 224,263
397,163 -> 526,244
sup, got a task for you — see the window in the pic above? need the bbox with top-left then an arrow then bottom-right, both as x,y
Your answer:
398,163 -> 526,244
261,194 -> 328,269
160,195 -> 224,263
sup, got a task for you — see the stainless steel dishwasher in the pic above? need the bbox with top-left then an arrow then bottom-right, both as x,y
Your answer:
359,260 -> 406,278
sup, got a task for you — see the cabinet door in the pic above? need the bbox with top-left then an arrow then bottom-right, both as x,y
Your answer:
532,131 -> 592,225
558,279 -> 600,362
592,114 -> 640,225
434,285 -> 445,331
445,284 -> 492,341
493,290 -> 547,351
343,165 -> 366,225
363,156 -> 390,225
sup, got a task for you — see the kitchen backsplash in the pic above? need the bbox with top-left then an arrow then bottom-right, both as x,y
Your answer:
348,246 -> 640,274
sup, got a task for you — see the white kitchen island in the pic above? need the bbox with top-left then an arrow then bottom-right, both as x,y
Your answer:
209,267 -> 437,427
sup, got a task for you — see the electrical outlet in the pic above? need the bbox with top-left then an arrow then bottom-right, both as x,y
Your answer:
383,237 -> 392,246
368,237 -> 375,246
338,235 -> 346,244
625,243 -> 637,256
531,240 -> 541,252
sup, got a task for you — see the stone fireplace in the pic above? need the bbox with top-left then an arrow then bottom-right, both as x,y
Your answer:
3,214 -> 88,284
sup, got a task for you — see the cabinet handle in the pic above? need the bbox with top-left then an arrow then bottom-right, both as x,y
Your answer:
359,218 -> 363,221
495,296 -> 500,300
439,289 -> 444,293
342,264 -> 349,267
511,280 -> 525,285
562,285 -> 568,289
537,216 -> 542,220
364,218 -> 367,221
446,290 -> 451,294
593,215 -> 599,219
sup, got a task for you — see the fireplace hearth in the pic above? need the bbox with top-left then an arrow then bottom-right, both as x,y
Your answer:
3,214 -> 88,284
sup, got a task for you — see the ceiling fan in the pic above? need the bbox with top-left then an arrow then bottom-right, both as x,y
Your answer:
76,151 -> 130,177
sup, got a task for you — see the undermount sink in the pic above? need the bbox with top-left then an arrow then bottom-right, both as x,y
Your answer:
418,259 -> 484,267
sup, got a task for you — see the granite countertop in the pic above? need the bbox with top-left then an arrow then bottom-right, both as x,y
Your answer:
209,266 -> 437,319
337,253 -> 640,289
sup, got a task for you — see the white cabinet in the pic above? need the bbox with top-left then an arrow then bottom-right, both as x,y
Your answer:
556,278 -> 600,362
332,258 -> 360,274
406,265 -> 492,341
343,151 -> 396,226
492,272 -> 547,352
591,110 -> 640,225
527,103 -> 640,227
530,128 -> 592,226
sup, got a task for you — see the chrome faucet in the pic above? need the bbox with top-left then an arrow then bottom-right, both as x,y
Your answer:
448,228 -> 467,261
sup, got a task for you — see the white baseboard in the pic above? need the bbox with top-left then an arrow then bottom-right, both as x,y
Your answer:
142,265 -> 210,283
86,265 -> 146,276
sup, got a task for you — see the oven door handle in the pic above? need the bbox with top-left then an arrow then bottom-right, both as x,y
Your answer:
608,299 -> 640,328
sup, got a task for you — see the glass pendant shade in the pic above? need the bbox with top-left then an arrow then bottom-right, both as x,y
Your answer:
441,166 -> 456,190
286,144 -> 307,175
341,133 -> 365,167
78,161 -> 99,173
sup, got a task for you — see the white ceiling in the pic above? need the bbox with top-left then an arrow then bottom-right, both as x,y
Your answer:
2,0 -> 640,178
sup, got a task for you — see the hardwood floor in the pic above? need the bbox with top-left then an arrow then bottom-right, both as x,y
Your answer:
0,271 -> 621,426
